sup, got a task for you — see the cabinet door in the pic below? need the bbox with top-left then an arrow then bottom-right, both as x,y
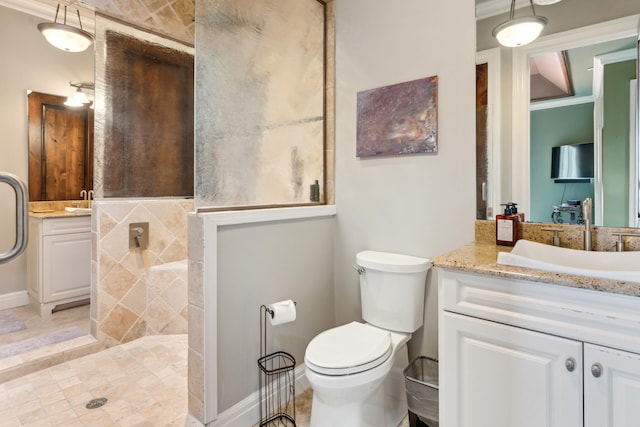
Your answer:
585,343 -> 640,427
43,232 -> 91,302
442,312 -> 583,427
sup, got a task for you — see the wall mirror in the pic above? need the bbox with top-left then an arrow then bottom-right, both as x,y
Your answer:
0,2 -> 94,204
510,16 -> 639,228
27,91 -> 94,201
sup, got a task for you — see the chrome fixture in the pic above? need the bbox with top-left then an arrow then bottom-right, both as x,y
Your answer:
541,227 -> 563,247
583,197 -> 592,251
64,82 -> 94,107
0,172 -> 28,264
492,0 -> 548,47
612,232 -> 640,252
129,223 -> 149,250
38,4 -> 94,53
80,189 -> 94,207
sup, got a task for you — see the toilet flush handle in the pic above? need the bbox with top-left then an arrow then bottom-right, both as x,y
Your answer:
352,265 -> 365,275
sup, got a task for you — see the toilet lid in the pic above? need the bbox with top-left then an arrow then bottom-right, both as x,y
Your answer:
305,322 -> 392,376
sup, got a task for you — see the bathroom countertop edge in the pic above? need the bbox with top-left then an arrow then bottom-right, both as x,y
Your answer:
433,241 -> 640,298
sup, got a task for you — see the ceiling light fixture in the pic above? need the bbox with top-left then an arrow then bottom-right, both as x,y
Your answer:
38,4 -> 94,53
64,82 -> 94,107
492,0 -> 548,47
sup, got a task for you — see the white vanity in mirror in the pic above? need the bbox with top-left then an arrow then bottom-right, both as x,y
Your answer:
435,243 -> 640,426
26,214 -> 91,317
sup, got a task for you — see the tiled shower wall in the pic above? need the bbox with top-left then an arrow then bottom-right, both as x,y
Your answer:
91,199 -> 193,348
81,0 -> 194,45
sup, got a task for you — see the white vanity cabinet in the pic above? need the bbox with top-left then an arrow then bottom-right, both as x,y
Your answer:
27,215 -> 91,317
439,269 -> 640,427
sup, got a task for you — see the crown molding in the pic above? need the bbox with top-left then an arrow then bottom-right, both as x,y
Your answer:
0,0 -> 95,32
476,0 -> 551,20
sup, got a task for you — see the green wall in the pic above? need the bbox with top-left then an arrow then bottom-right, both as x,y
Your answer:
602,59 -> 636,226
530,103 -> 594,223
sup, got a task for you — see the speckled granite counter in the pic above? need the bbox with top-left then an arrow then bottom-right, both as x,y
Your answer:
29,200 -> 92,218
432,241 -> 640,297
29,210 -> 91,218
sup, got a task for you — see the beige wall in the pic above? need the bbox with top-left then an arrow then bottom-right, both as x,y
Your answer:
0,5 -> 93,298
333,0 -> 477,361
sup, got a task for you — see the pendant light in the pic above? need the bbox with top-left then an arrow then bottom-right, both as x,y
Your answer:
64,82 -> 94,107
38,4 -> 94,53
493,0 -> 548,47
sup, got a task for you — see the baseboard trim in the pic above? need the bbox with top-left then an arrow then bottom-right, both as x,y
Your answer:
210,363 -> 309,427
0,290 -> 29,311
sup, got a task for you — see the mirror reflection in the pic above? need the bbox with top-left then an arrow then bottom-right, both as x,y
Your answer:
476,5 -> 640,229
529,37 -> 637,227
1,3 -> 94,204
27,90 -> 94,201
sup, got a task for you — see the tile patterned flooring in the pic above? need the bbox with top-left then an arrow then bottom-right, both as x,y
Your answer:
0,305 -> 100,384
0,334 -> 188,426
0,305 -> 410,426
0,304 -> 90,347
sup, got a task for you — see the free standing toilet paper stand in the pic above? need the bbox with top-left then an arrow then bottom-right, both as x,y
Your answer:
258,304 -> 296,426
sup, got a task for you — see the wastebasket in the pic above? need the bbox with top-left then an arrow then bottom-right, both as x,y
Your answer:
403,356 -> 439,427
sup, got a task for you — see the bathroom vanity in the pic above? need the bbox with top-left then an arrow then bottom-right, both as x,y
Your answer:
27,213 -> 91,317
434,242 -> 640,427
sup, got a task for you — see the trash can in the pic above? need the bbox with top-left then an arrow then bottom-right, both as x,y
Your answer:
403,356 -> 439,427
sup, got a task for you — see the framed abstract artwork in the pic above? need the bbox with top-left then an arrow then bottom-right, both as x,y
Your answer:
357,76 -> 438,157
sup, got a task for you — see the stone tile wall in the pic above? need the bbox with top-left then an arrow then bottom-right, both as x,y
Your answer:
82,0 -> 194,45
91,198 -> 193,347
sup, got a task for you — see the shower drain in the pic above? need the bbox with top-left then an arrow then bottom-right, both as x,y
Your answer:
85,397 -> 108,409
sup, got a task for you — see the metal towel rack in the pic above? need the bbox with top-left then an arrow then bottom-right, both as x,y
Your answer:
0,172 -> 28,264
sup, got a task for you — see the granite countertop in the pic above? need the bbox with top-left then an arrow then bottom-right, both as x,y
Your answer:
432,241 -> 640,297
29,209 -> 91,219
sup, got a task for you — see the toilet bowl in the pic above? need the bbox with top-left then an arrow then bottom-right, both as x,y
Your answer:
304,250 -> 431,427
305,321 -> 411,427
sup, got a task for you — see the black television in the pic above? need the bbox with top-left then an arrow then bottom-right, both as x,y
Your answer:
551,142 -> 594,183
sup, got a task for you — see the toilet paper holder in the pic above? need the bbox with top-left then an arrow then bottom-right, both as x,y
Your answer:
264,300 -> 297,319
258,304 -> 297,426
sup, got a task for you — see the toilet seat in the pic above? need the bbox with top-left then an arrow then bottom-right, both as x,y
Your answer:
305,322 -> 392,376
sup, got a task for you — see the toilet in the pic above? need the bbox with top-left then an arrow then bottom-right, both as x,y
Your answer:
304,250 -> 431,427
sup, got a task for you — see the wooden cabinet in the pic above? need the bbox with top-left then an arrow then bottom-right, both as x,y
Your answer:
27,215 -> 91,317
440,269 -> 640,427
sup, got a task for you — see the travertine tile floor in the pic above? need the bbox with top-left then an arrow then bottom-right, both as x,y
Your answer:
0,325 -> 409,426
0,303 -> 90,347
0,334 -> 188,426
258,388 -> 410,427
0,304 -> 100,384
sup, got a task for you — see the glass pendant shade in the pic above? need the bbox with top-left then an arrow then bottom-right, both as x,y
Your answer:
37,5 -> 94,53
64,88 -> 90,107
38,23 -> 94,52
493,0 -> 548,47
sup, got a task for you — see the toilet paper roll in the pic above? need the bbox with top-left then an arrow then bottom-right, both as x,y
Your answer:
268,300 -> 297,326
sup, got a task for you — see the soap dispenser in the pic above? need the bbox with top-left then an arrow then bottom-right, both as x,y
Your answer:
496,202 -> 521,246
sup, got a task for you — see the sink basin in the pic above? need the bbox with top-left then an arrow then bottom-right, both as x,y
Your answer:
497,240 -> 640,282
64,207 -> 92,213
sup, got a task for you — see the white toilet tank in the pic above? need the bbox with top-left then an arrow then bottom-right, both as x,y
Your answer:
356,250 -> 431,333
